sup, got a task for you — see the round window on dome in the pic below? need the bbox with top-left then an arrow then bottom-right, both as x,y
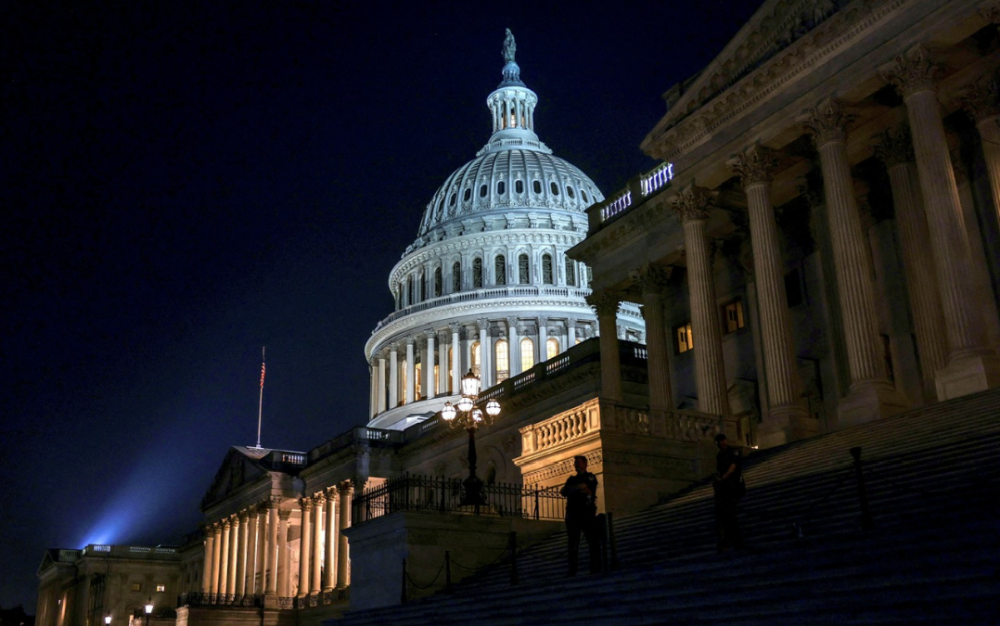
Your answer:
480,184 -> 488,198
533,180 -> 542,194
464,188 -> 472,202
567,186 -> 575,199
516,180 -> 524,194
497,181 -> 505,195
550,182 -> 560,196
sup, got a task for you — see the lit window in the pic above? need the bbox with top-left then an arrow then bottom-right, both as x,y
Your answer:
433,364 -> 439,392
676,323 -> 693,353
400,367 -> 407,405
521,338 -> 534,371
495,340 -> 509,382
464,188 -> 472,202
550,181 -> 560,195
471,342 -> 481,377
156,585 -> 165,593
447,348 -> 454,393
724,301 -> 745,334
452,261 -> 461,292
495,255 -> 507,285
516,180 -> 524,194
533,180 -> 542,194
473,258 -> 483,288
479,184 -> 487,198
566,261 -> 576,287
542,254 -> 553,285
131,583 -> 142,592
546,338 -> 559,360
414,364 -> 422,400
497,181 -> 505,195
518,254 -> 529,284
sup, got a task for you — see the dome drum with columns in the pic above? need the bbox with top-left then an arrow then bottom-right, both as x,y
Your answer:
365,30 -> 645,431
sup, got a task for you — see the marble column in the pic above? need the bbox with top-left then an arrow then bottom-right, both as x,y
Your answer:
388,345 -> 399,408
227,516 -> 239,597
202,527 -> 215,593
671,183 -> 730,417
729,144 -> 814,444
961,60 -> 1000,222
507,318 -> 521,376
310,495 -> 323,595
802,98 -> 909,423
882,47 -> 1000,399
637,265 -> 673,437
235,512 -> 249,597
424,330 -> 436,400
405,339 -> 415,404
276,510 -> 290,598
567,318 -> 577,346
438,332 -> 448,394
217,519 -> 231,597
265,500 -> 279,595
477,319 -> 491,388
253,506 -> 267,594
336,482 -> 352,590
874,127 -> 949,403
450,323 -> 461,393
211,524 -> 223,595
297,498 -> 312,597
587,292 -> 622,402
537,317 -> 548,363
376,356 -> 387,414
323,491 -> 336,591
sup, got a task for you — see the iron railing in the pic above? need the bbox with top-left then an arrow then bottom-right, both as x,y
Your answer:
353,474 -> 565,525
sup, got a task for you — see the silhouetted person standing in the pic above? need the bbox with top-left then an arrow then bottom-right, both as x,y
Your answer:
714,433 -> 745,552
561,455 -> 600,575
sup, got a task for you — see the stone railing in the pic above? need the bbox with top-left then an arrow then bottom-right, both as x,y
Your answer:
614,405 -> 650,436
309,426 -> 403,464
669,410 -> 725,443
519,399 -> 599,456
590,161 -> 675,230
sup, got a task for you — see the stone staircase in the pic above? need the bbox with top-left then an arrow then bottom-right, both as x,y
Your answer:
330,388 -> 1000,625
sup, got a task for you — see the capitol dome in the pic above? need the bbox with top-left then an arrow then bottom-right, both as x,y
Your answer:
364,30 -> 644,431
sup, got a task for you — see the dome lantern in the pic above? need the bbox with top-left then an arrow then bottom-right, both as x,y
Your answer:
487,29 -> 539,140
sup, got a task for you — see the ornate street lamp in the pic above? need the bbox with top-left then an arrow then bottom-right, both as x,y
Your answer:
440,370 -> 502,507
144,599 -> 153,626
104,614 -> 111,626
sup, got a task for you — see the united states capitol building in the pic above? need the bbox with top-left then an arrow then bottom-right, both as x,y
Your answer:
37,1 -> 1000,624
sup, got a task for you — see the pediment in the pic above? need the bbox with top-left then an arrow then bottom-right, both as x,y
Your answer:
200,448 -> 269,511
648,0 -> 840,142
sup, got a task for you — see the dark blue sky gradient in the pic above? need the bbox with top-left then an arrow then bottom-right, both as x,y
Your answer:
0,0 -> 760,609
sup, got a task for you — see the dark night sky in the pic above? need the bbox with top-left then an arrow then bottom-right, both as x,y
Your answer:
0,0 -> 759,610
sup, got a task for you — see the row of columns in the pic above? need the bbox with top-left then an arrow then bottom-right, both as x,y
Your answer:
201,482 -> 355,600
589,46 -> 999,443
371,318 -> 592,415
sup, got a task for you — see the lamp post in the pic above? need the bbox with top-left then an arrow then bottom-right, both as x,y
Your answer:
440,370 -> 502,508
144,599 -> 153,626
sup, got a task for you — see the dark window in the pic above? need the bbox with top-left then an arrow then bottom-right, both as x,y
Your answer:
449,193 -> 456,207
497,181 -> 505,195
550,182 -> 560,195
542,254 -> 553,284
566,261 -> 576,287
479,184 -> 488,198
434,267 -> 442,297
452,261 -> 461,291
518,254 -> 529,283
495,255 -> 507,285
516,180 -> 524,194
533,180 -> 542,194
464,188 -> 472,202
566,186 -> 575,199
582,189 -> 589,203
473,258 -> 483,288
785,269 -> 804,307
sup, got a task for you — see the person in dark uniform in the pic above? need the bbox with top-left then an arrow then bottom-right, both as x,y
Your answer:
561,455 -> 601,575
713,433 -> 745,552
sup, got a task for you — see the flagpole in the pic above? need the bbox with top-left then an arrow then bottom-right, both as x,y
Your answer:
256,346 -> 265,449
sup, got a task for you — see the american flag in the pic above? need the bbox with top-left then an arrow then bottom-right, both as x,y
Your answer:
260,362 -> 266,388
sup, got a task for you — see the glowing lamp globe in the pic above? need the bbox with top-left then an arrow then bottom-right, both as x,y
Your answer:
441,402 -> 456,421
486,399 -> 501,417
471,408 -> 484,423
457,395 -> 474,413
461,370 -> 481,397
105,616 -> 111,625
145,601 -> 153,615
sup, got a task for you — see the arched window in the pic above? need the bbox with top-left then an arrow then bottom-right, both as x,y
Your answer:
546,338 -> 559,360
566,260 -> 576,287
449,193 -> 457,207
473,258 -> 483,288
479,184 -> 488,198
395,285 -> 402,310
582,189 -> 589,203
542,254 -> 553,285
497,181 -> 505,195
452,261 -> 461,292
495,255 -> 506,285
518,254 -> 529,283
566,186 -> 575,199
408,275 -> 416,304
414,362 -> 422,401
550,181 -> 560,195
471,341 -> 481,377
434,267 -> 442,297
520,338 -> 534,371
516,180 -> 524,194
420,273 -> 426,301
464,188 -> 472,202
495,339 -> 509,382
533,180 -> 542,194
447,347 -> 454,393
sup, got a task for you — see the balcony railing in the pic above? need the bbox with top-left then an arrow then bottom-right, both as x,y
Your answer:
591,161 -> 675,230
352,474 -> 566,526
